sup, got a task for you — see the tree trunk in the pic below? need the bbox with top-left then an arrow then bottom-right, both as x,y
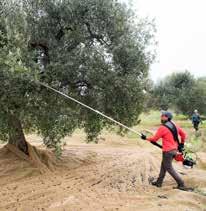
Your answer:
8,115 -> 28,155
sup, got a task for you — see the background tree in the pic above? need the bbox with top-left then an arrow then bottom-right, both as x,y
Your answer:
0,0 -> 155,154
142,78 -> 155,112
188,77 -> 206,116
153,71 -> 206,116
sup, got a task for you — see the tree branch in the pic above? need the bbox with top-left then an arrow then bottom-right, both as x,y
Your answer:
84,22 -> 110,46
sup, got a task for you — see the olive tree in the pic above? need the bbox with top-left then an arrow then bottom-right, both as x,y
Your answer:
0,0 -> 155,154
153,71 -> 206,116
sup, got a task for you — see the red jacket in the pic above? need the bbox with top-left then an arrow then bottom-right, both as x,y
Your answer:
147,123 -> 186,152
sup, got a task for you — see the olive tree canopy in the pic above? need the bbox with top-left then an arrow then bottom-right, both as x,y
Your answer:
0,0 -> 155,154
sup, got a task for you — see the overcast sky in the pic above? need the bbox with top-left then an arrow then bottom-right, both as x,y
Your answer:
123,0 -> 206,81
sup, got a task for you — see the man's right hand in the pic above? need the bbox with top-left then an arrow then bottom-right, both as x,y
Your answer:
178,143 -> 184,152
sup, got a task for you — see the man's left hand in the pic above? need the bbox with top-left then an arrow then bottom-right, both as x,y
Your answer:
141,133 -> 147,140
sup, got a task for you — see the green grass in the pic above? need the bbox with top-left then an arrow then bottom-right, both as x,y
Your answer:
138,110 -> 160,127
138,110 -> 206,129
194,188 -> 206,197
0,140 -> 5,144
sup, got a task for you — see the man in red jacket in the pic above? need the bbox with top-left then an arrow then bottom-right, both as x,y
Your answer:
141,111 -> 187,190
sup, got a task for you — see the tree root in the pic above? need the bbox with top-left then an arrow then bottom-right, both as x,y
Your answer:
5,142 -> 58,174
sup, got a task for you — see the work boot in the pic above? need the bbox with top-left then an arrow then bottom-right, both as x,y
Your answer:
151,181 -> 162,188
174,185 -> 194,192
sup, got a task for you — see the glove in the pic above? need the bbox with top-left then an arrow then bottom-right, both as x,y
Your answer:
178,143 -> 184,152
141,133 -> 147,140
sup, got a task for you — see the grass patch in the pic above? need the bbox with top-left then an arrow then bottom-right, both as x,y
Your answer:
185,130 -> 206,152
0,140 -> 5,144
139,110 -> 161,127
194,188 -> 206,197
175,114 -> 188,120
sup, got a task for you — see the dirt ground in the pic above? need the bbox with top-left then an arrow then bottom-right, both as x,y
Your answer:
0,133 -> 206,211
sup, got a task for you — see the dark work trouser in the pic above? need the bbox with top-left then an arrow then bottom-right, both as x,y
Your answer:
156,150 -> 184,186
193,122 -> 199,131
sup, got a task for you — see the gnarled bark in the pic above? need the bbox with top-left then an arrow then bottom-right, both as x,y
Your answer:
8,114 -> 28,155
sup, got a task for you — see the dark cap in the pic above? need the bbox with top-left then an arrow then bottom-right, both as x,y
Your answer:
161,111 -> 173,120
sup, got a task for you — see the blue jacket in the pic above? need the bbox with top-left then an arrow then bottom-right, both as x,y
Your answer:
192,114 -> 201,123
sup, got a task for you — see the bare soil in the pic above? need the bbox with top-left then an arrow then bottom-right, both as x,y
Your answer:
0,134 -> 206,211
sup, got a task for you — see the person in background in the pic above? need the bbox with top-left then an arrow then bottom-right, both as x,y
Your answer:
141,111 -> 189,191
192,109 -> 201,131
